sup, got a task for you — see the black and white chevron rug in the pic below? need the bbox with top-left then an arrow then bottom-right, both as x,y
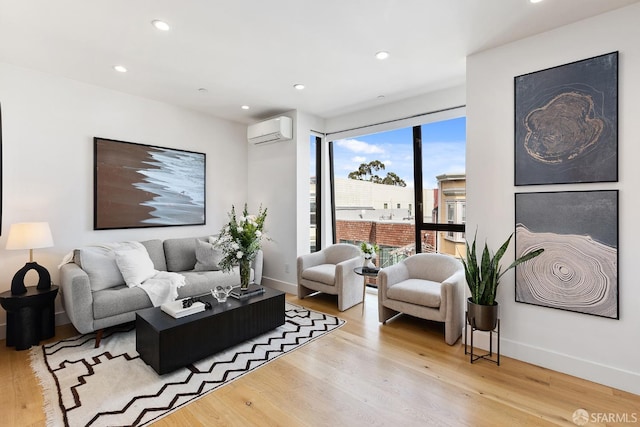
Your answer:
30,303 -> 344,427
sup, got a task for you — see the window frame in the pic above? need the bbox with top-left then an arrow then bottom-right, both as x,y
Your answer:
329,118 -> 465,255
310,135 -> 322,252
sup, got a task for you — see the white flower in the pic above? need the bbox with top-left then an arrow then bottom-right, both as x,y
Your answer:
216,204 -> 268,273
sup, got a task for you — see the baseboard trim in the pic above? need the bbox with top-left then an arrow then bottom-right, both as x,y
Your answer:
464,327 -> 639,395
503,338 -> 640,396
261,277 -> 296,295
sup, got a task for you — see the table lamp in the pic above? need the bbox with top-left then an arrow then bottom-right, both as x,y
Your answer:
6,222 -> 54,294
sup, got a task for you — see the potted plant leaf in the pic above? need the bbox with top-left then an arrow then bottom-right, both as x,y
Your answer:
461,232 -> 544,331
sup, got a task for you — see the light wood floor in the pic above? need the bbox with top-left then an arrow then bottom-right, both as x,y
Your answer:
2,290 -> 638,426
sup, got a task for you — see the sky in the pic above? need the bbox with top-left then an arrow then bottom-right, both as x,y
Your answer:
330,116 -> 466,189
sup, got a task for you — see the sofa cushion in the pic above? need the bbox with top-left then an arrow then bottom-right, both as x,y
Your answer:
92,285 -> 152,319
193,239 -> 223,271
140,239 -> 167,271
386,278 -> 441,308
78,241 -> 140,291
164,236 -> 207,272
301,264 -> 336,286
114,243 -> 157,287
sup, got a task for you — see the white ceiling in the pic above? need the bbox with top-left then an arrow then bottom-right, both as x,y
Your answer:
1,0 -> 637,124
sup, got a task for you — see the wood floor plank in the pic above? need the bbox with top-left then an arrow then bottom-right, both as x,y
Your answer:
2,291 -> 638,426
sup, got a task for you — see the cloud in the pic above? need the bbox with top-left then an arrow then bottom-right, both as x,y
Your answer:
352,156 -> 366,163
336,139 -> 384,154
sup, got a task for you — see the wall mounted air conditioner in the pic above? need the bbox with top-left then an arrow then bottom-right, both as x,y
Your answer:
247,116 -> 293,145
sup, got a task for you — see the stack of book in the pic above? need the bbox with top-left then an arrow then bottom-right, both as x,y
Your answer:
230,284 -> 265,300
161,299 -> 206,318
361,266 -> 380,274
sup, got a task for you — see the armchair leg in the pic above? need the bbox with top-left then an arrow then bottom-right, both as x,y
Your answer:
297,284 -> 315,300
379,305 -> 399,323
444,321 -> 462,346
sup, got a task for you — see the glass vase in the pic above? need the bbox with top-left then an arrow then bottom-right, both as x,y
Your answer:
239,258 -> 251,290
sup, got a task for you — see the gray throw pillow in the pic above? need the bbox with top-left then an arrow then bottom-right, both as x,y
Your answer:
193,239 -> 223,271
78,241 -> 141,291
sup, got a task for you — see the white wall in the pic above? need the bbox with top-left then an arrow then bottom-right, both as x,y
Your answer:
466,4 -> 640,394
0,62 -> 247,333
248,111 -> 295,293
247,110 -> 325,294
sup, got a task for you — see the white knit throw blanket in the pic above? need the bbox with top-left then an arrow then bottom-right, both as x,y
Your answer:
140,271 -> 186,307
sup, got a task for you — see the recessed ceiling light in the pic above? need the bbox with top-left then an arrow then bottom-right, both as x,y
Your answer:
293,84 -> 305,90
113,65 -> 127,73
375,51 -> 390,60
151,20 -> 170,31
197,88 -> 208,93
377,95 -> 386,100
241,105 -> 250,110
529,0 -> 543,3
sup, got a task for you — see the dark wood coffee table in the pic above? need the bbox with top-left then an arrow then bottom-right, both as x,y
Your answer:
136,287 -> 285,374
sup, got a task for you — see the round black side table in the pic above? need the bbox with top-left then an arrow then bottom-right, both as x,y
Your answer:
354,266 -> 379,315
0,285 -> 58,350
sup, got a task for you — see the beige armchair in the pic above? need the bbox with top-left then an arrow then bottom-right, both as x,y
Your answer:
378,253 -> 465,345
297,243 -> 363,311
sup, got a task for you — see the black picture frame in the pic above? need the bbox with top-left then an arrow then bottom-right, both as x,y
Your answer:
514,52 -> 618,186
514,190 -> 618,319
94,137 -> 206,230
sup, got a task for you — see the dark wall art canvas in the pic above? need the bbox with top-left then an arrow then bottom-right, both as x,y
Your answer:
514,190 -> 618,319
94,137 -> 206,230
514,52 -> 618,186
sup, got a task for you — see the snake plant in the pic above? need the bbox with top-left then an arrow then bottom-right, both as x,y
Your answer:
461,232 -> 544,306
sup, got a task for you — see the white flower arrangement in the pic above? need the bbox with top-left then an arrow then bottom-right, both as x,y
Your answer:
360,241 -> 379,260
214,204 -> 268,273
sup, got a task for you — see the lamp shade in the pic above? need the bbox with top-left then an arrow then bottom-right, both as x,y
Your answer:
6,222 -> 54,250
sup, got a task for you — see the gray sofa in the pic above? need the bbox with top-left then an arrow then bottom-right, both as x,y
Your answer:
59,236 -> 263,345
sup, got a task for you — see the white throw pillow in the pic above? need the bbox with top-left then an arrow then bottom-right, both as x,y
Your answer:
114,243 -> 157,287
78,241 -> 140,291
194,238 -> 223,271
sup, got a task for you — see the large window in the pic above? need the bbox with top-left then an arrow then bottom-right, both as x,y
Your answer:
310,135 -> 321,252
421,117 -> 466,256
330,116 -> 465,266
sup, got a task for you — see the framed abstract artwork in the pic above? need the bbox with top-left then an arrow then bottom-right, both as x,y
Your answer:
94,137 -> 206,230
514,52 -> 618,186
514,190 -> 618,319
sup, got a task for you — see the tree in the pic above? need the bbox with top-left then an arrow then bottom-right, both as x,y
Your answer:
381,172 -> 406,187
348,160 -> 385,181
348,161 -> 406,187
